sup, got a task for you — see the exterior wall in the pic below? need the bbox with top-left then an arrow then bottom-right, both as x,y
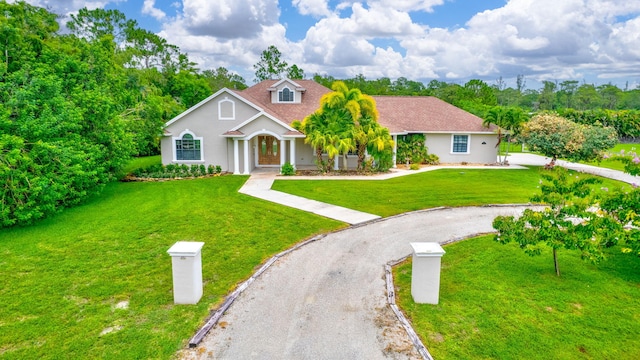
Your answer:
294,138 -> 316,167
425,133 -> 497,164
161,92 -> 261,172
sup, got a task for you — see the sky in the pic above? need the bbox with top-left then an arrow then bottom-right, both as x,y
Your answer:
11,0 -> 640,90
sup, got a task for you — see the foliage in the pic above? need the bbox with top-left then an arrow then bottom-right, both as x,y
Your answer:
253,45 -> 304,82
493,167 -> 620,276
519,113 -> 618,162
202,66 -> 247,91
129,163 -> 222,179
394,235 -> 640,359
0,3 -> 221,226
482,106 -> 527,163
396,134 -> 428,164
424,153 -> 440,165
280,162 -> 296,175
559,108 -> 640,141
295,81 -> 393,172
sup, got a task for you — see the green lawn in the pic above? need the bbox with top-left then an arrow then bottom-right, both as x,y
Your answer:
0,161 -> 634,359
273,167 -> 628,217
394,235 -> 640,360
0,176 -> 342,359
581,143 -> 640,171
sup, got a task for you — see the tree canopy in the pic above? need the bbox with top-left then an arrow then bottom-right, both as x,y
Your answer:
293,81 -> 393,172
518,113 -> 617,163
254,45 -> 305,82
0,2 -> 226,227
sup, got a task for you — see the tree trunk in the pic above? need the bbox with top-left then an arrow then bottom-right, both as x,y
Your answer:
553,248 -> 560,276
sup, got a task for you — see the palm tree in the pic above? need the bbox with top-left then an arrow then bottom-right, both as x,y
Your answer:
483,106 -> 526,164
295,81 -> 392,172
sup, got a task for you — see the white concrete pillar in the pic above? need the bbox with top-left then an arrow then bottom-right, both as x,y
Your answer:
243,139 -> 250,175
392,134 -> 398,168
410,242 -> 446,304
280,139 -> 286,167
233,139 -> 240,174
290,139 -> 296,169
167,241 -> 205,305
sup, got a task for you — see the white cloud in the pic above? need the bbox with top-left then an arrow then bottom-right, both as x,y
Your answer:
376,0 -> 444,13
177,0 -> 280,39
142,0 -> 166,20
9,0 -> 640,87
292,0 -> 331,17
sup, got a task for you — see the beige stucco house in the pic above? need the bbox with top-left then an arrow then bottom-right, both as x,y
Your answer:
160,78 -> 497,174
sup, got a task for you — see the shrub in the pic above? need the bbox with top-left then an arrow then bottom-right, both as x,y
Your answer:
281,162 -> 295,175
409,163 -> 420,170
396,134 -> 428,164
425,154 -> 440,165
215,165 -> 222,174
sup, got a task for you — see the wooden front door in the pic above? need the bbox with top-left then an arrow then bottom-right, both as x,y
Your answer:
258,136 -> 280,165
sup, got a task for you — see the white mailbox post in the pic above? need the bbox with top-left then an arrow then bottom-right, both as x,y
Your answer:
410,242 -> 446,304
167,241 -> 205,305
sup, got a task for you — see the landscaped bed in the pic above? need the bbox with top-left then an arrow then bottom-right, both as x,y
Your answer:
393,235 -> 640,359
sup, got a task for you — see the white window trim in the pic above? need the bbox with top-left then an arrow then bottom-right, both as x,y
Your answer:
218,97 -> 235,120
173,129 -> 204,162
450,134 -> 471,154
278,86 -> 295,103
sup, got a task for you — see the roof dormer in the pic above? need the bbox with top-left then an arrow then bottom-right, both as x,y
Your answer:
268,78 -> 306,104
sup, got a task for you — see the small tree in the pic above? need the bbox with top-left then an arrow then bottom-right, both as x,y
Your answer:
493,167 -> 619,276
518,113 -> 617,165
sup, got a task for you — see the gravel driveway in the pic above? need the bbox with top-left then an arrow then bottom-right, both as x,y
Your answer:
180,205 -> 533,360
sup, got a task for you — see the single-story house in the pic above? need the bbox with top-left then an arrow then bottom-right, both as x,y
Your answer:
160,78 -> 497,174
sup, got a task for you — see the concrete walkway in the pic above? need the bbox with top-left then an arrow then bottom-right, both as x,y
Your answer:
238,170 -> 381,225
179,154 -> 637,360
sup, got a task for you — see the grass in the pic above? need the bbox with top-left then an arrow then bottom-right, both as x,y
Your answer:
118,155 -> 162,179
0,177 -> 342,359
394,235 -> 640,359
272,167 -> 629,217
1,159 -> 633,359
581,143 -> 640,172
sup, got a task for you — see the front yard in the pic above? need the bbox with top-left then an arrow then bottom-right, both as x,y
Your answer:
0,162 -> 635,359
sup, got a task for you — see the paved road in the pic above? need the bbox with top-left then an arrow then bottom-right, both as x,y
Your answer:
180,206 -> 534,360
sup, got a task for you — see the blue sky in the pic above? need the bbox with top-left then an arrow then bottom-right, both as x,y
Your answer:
11,0 -> 640,89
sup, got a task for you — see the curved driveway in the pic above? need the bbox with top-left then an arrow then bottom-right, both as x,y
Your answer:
180,153 -> 638,359
180,206 -> 532,359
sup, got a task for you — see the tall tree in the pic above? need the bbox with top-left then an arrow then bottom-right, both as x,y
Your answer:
286,64 -> 305,79
254,45 -> 288,82
67,7 -> 136,44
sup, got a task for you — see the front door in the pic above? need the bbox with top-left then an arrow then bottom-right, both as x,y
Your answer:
258,136 -> 280,165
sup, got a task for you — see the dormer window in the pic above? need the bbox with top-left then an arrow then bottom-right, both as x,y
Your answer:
278,87 -> 294,102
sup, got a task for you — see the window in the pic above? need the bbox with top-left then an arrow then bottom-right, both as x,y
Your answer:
452,135 -> 469,153
278,87 -> 294,102
176,133 -> 201,160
